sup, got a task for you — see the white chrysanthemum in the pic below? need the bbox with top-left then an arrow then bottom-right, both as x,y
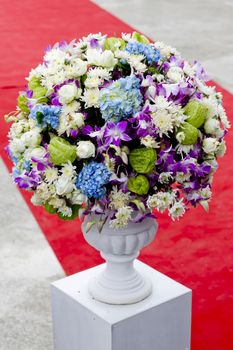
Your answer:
44,168 -> 58,184
109,206 -> 133,229
48,197 -> 66,209
44,48 -> 68,64
140,136 -> 160,148
151,110 -> 173,136
82,88 -> 100,108
86,49 -> 117,68
199,186 -> 212,200
9,138 -> 25,154
197,80 -> 216,96
202,137 -> 219,154
167,66 -> 184,83
58,112 -> 84,136
183,62 -> 195,77
159,172 -> 173,184
84,76 -> 102,88
147,192 -> 175,212
153,41 -> 179,58
216,140 -> 227,157
218,104 -> 230,129
60,162 -> 76,179
61,100 -> 80,116
154,96 -> 171,109
58,206 -> 73,217
175,171 -> 191,183
168,199 -> 186,220
35,183 -> 56,202
109,187 -> 130,210
88,67 -> 111,80
204,118 -> 221,136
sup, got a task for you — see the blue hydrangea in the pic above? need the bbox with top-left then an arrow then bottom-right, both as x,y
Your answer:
125,42 -> 161,64
76,161 -> 111,199
29,104 -> 61,129
99,76 -> 143,122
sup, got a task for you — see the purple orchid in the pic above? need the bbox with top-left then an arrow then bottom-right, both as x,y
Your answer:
31,152 -> 52,171
103,121 -> 131,147
14,169 -> 42,189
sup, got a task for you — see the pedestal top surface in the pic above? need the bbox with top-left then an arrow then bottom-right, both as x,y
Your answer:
52,260 -> 191,324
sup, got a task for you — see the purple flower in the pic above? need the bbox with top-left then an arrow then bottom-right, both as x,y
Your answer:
31,152 -> 52,171
14,169 -> 42,189
103,121 -> 131,147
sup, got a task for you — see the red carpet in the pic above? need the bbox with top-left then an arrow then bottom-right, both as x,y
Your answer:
1,1 -> 233,348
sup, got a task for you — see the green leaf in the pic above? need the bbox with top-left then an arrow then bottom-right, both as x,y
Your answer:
128,175 -> 150,195
43,202 -> 57,214
184,100 -> 208,128
132,32 -> 150,44
48,136 -> 77,165
129,147 -> 157,174
36,112 -> 44,126
58,205 -> 81,221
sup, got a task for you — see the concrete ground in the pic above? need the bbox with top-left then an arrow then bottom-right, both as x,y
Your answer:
94,0 -> 233,93
0,1 -> 232,349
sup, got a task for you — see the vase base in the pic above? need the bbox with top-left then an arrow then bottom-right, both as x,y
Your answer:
88,269 -> 152,305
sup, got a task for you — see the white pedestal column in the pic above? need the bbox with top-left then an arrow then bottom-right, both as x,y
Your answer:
51,260 -> 192,350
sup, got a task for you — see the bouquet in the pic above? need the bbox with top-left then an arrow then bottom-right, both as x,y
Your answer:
5,32 -> 230,229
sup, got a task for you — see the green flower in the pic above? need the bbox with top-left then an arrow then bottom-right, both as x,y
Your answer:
28,76 -> 48,102
48,137 -> 77,165
104,37 -> 125,52
17,94 -> 30,113
128,175 -> 150,195
132,32 -> 150,44
129,147 -> 157,174
184,100 -> 207,128
177,122 -> 199,145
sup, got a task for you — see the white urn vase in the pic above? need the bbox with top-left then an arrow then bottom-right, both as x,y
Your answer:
82,215 -> 158,305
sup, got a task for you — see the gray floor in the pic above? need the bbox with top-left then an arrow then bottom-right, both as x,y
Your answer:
93,0 -> 233,92
1,1 -> 232,349
0,158 -> 64,350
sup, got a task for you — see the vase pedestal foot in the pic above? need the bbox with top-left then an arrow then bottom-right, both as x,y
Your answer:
88,252 -> 152,304
51,260 -> 192,350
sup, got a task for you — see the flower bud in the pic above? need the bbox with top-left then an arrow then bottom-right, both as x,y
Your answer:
77,141 -> 95,159
58,84 -> 78,104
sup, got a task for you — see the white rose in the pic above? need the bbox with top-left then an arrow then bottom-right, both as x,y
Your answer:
25,147 -> 46,161
58,84 -> 78,104
73,113 -> 85,128
21,129 -> 41,148
55,176 -> 74,195
77,141 -> 95,159
167,67 -> 183,82
9,139 -> 25,154
204,118 -> 220,135
73,58 -> 88,76
70,190 -> 87,205
202,137 -> 219,154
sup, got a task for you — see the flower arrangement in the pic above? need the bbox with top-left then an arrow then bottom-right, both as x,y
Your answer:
5,32 -> 230,230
